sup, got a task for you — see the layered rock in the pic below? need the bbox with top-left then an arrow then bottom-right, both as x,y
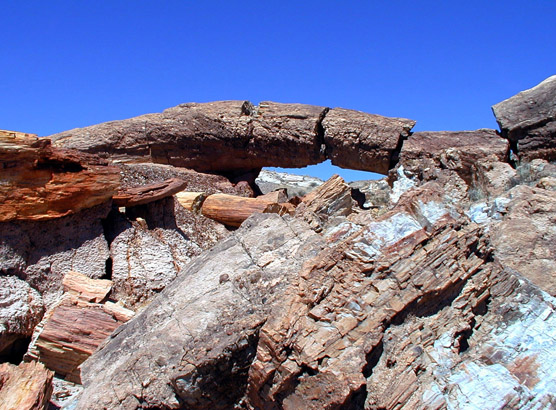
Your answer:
49,102 -> 416,175
25,272 -> 133,383
77,213 -> 324,409
0,130 -> 119,222
493,75 -> 556,161
0,276 -> 44,356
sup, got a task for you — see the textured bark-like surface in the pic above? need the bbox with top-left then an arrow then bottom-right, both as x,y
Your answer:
0,131 -> 119,222
50,101 -> 327,172
398,129 -> 509,184
247,185 -> 495,409
119,162 -> 255,197
113,178 -> 188,207
295,175 -> 355,232
492,75 -> 556,161
107,197 -> 230,308
0,276 -> 44,355
491,184 -> 556,296
25,286 -> 133,384
0,204 -> 111,307
322,107 -> 416,174
77,214 -> 324,409
0,361 -> 53,410
201,193 -> 287,227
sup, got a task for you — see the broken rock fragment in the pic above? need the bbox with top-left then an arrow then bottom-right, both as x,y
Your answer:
492,74 -> 556,161
0,361 -> 54,410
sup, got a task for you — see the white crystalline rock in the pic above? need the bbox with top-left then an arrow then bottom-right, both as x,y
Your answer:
391,166 -> 416,204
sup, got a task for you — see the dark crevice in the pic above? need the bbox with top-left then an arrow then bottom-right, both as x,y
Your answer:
102,257 -> 113,280
388,131 -> 412,171
338,384 -> 367,410
362,340 -> 384,378
316,107 -> 330,158
0,336 -> 32,364
351,187 -> 368,209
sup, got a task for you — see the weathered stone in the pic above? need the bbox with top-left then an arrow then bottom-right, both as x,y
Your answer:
25,276 -> 134,384
113,178 -> 188,207
77,213 -> 324,409
295,175 -> 356,232
0,361 -> 53,410
247,184 -> 493,409
349,177 -> 392,215
255,170 -> 324,198
0,204 -> 111,307
118,163 -> 254,197
50,101 -> 327,173
62,271 -> 112,303
492,75 -> 556,161
107,197 -> 230,308
491,184 -> 556,296
398,129 -> 509,184
471,155 -> 518,200
0,276 -> 44,355
323,107 -> 416,174
0,130 -> 119,222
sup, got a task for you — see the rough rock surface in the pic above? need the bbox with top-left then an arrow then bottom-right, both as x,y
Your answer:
107,197 -> 230,308
50,102 -> 416,175
0,361 -> 54,410
491,185 -> 556,296
0,204 -> 111,307
0,130 -> 119,222
255,170 -> 324,198
0,276 -> 44,355
493,75 -> 556,161
119,162 -> 255,197
398,129 -> 509,184
322,107 -> 416,174
77,213 -> 324,409
50,101 -> 327,172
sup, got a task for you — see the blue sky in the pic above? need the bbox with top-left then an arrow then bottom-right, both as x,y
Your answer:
2,1 -> 555,181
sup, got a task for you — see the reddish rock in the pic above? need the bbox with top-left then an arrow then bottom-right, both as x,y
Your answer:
0,130 -> 120,222
0,361 -> 54,410
323,107 -> 415,174
113,178 -> 188,207
492,75 -> 556,161
398,129 -> 509,184
50,101 -> 327,173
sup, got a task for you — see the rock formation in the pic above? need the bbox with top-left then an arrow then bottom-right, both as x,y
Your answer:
49,102 -> 415,175
0,75 -> 555,409
0,130 -> 120,222
0,361 -> 53,410
493,75 -> 556,162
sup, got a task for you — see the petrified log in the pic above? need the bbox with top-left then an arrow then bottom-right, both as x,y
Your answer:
49,101 -> 416,175
0,361 -> 53,410
200,193 -> 288,227
0,130 -> 120,222
62,271 -> 112,303
113,178 -> 188,207
492,75 -> 556,161
26,273 -> 134,383
175,191 -> 208,213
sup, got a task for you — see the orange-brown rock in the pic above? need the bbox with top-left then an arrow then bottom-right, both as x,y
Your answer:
0,130 -> 120,222
0,361 -> 53,410
201,193 -> 289,227
25,273 -> 134,383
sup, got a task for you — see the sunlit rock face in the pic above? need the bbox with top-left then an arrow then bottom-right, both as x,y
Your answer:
2,77 -> 556,409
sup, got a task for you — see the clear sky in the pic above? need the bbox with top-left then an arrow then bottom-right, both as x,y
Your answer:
2,1 -> 555,181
